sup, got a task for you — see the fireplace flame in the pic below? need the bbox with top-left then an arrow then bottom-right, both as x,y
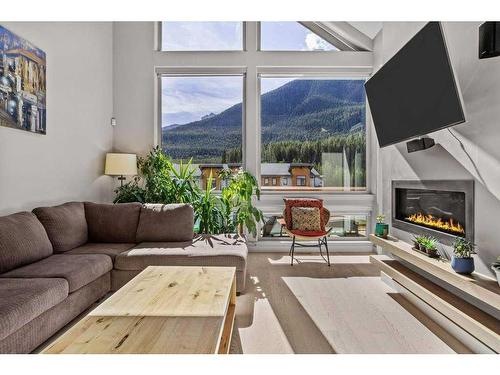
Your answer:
405,213 -> 465,235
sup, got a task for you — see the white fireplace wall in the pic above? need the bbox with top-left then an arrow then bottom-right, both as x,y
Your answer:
374,22 -> 500,276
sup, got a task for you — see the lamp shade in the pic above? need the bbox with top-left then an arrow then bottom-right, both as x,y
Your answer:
105,153 -> 138,176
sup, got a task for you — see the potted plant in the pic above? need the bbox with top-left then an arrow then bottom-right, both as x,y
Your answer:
113,146 -> 264,238
412,235 -> 425,250
420,236 -> 439,257
451,237 -> 476,275
491,257 -> 500,287
375,214 -> 389,239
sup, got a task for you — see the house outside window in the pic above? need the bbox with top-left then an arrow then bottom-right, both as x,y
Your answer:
272,177 -> 277,186
296,176 -> 306,186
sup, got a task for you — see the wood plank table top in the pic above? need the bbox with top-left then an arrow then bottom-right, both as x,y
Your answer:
41,266 -> 236,354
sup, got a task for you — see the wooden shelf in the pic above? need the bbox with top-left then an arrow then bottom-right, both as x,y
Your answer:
369,234 -> 500,313
371,255 -> 500,353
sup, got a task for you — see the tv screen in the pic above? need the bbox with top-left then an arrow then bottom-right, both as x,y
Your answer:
365,22 -> 465,148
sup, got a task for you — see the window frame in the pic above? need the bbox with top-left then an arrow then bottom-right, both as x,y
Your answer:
153,22 -> 376,242
257,72 -> 372,195
156,68 -> 247,169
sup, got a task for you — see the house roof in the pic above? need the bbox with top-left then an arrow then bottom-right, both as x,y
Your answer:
261,163 -> 291,176
261,163 -> 322,178
172,162 -> 321,179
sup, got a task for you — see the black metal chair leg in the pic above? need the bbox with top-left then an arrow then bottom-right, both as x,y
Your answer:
323,237 -> 331,266
318,239 -> 323,256
290,236 -> 296,266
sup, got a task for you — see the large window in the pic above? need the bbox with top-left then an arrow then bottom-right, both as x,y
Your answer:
260,22 -> 338,51
161,22 -> 243,51
260,77 -> 367,191
161,75 -> 243,166
156,22 -> 374,243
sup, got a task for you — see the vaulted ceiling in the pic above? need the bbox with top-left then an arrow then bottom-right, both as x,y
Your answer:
301,22 -> 382,51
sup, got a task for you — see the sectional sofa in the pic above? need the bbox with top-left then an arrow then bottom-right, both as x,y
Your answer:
0,202 -> 248,354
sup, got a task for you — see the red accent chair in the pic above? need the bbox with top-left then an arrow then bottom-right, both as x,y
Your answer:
281,198 -> 331,266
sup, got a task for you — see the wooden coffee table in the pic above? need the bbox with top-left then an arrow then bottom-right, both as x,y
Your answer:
41,266 -> 236,354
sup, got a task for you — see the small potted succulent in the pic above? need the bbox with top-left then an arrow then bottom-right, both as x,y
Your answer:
375,214 -> 389,239
491,257 -> 500,287
412,235 -> 425,250
451,237 -> 476,275
413,235 -> 439,257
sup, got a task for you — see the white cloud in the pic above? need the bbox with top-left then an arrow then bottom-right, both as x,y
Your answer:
305,32 -> 330,51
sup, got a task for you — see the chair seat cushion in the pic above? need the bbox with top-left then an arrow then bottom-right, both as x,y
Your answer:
65,243 -> 136,260
0,278 -> 68,341
115,234 -> 247,272
0,254 -> 112,293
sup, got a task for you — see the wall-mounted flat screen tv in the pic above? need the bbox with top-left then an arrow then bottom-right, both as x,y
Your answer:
365,22 -> 465,148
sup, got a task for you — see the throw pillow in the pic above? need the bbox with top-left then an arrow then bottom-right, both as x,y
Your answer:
291,206 -> 321,232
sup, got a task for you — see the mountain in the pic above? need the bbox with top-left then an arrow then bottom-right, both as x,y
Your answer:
162,79 -> 366,163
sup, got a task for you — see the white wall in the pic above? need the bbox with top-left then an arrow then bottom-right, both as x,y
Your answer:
0,22 -> 115,215
113,22 -> 156,156
375,22 -> 500,276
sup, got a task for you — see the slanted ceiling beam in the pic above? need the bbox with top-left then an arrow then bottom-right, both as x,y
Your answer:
300,22 -> 374,52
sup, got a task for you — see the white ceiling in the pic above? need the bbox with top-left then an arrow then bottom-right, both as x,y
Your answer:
348,22 -> 383,39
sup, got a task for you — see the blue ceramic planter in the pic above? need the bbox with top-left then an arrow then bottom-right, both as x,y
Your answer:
451,256 -> 475,274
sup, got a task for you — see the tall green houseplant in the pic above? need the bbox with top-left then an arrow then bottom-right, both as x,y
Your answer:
113,147 -> 264,237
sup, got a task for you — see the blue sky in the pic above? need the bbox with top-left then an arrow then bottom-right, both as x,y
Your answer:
162,22 -> 242,50
161,22 -> 336,127
260,22 -> 337,51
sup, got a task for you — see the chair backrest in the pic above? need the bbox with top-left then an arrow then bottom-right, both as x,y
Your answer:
283,198 -> 329,231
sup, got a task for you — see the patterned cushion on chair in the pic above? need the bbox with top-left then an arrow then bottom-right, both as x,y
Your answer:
291,207 -> 322,232
284,198 -> 325,231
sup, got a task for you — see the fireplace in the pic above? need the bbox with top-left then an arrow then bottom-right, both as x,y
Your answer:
392,180 -> 474,244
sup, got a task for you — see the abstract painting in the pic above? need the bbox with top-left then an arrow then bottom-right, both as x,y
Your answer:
0,25 -> 46,134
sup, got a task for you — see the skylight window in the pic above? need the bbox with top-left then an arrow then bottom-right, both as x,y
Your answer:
161,22 -> 243,51
260,22 -> 338,51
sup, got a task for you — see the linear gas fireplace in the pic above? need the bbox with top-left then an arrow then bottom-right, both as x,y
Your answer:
392,180 -> 474,244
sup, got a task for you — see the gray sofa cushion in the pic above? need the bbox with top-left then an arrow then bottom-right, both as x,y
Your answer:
0,212 -> 53,274
136,204 -> 194,242
84,202 -> 142,243
0,254 -> 112,293
115,234 -> 247,272
0,278 -> 68,341
33,202 -> 88,253
65,242 -> 136,260
0,274 -> 109,354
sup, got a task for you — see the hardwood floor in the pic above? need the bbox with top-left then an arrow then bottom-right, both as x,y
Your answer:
230,252 -> 461,354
